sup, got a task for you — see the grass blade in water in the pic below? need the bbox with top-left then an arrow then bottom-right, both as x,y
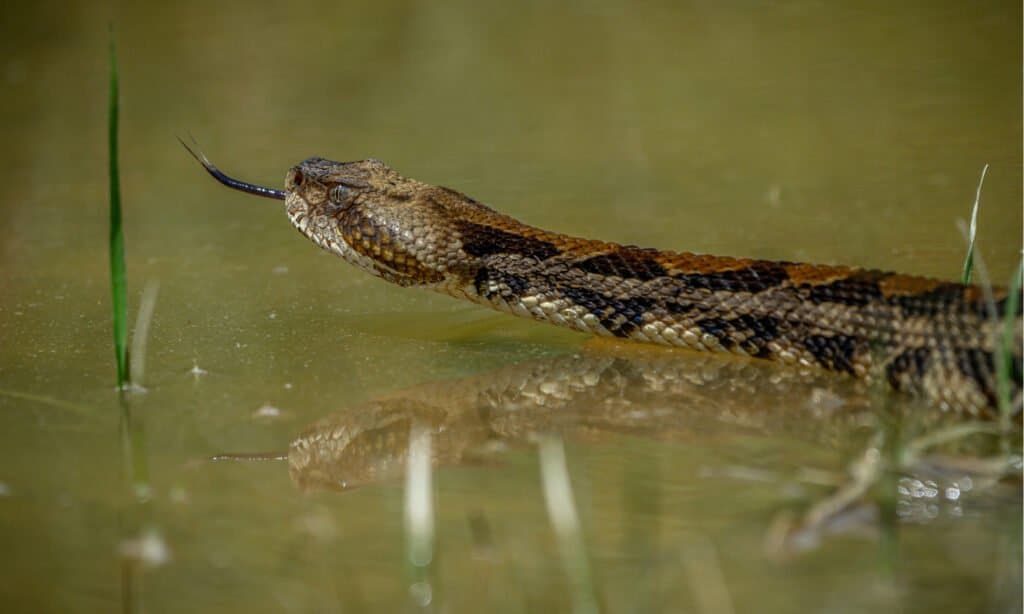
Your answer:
961,163 -> 988,285
538,436 -> 600,614
108,32 -> 129,387
404,422 -> 437,609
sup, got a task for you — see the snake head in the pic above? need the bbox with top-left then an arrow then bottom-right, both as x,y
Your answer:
284,157 -> 401,209
284,157 -> 471,287
182,141 -> 526,290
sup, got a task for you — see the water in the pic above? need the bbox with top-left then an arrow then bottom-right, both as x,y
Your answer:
1,1 -> 1021,612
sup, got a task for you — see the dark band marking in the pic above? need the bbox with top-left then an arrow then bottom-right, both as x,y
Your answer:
560,286 -> 655,338
885,347 -> 932,392
456,221 -> 561,261
804,270 -> 885,307
695,314 -> 782,357
575,249 -> 669,281
674,262 -> 789,294
473,267 -> 531,300
665,301 -> 698,315
736,314 -> 783,358
803,334 -> 861,375
695,317 -> 737,350
954,348 -> 999,407
891,283 -> 973,319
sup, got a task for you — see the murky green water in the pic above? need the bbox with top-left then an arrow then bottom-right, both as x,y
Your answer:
1,1 -> 1021,612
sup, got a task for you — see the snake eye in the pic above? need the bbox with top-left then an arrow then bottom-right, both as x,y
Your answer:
330,184 -> 350,202
291,170 -> 304,187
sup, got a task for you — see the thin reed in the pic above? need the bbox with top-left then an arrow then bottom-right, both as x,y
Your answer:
108,31 -> 128,388
961,164 -> 988,285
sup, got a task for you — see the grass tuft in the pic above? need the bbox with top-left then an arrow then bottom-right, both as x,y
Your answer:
108,28 -> 129,388
961,164 -> 988,285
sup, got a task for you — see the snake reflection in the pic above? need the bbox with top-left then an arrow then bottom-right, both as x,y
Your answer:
285,345 -> 903,493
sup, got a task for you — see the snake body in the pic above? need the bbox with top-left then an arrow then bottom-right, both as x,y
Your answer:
186,150 -> 1022,416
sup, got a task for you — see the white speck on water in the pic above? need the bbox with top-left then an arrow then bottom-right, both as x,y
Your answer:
268,311 -> 277,320
272,265 -> 289,274
0,482 -> 9,496
120,530 -> 171,567
133,483 -> 153,502
189,363 -> 208,378
284,383 -> 293,390
409,582 -> 433,607
944,486 -> 960,501
254,404 -> 282,419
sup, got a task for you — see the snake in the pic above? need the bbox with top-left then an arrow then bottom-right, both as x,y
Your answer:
182,143 -> 1022,416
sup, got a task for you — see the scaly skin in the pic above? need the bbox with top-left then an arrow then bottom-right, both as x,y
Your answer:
184,149 -> 1023,416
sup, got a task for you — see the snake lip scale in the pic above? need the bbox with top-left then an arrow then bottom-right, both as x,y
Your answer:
182,142 -> 1022,417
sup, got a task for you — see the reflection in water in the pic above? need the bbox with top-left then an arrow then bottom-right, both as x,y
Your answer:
281,344 -> 1019,559
288,345 -> 878,492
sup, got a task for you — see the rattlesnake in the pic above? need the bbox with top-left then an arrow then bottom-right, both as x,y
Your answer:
183,144 -> 1022,416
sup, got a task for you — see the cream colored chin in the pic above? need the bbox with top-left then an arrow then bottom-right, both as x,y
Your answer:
284,200 -> 381,277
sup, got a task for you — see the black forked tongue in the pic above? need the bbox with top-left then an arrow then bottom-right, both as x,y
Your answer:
179,136 -> 286,200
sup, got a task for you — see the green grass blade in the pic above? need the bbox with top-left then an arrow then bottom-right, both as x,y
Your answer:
961,163 -> 988,285
109,30 -> 129,388
997,258 -> 1023,421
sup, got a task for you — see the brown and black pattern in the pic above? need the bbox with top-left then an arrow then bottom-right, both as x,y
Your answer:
187,150 -> 1023,417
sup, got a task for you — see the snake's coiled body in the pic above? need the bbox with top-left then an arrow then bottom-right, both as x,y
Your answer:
213,155 -> 1023,416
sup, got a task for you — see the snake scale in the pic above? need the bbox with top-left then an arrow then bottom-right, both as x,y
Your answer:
183,144 -> 1022,416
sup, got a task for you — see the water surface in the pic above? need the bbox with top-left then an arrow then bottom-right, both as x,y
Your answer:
1,1 -> 1021,612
